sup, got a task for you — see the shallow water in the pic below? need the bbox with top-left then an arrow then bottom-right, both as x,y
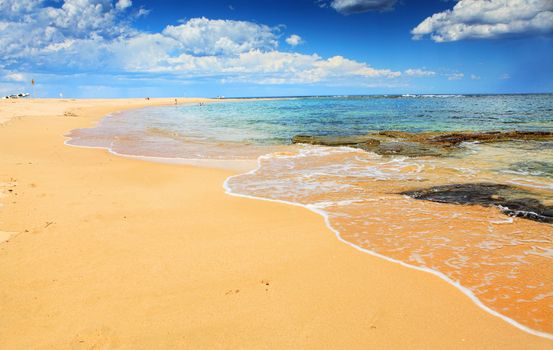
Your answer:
67,94 -> 553,336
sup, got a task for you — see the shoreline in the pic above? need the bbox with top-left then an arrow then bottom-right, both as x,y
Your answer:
1,99 -> 551,348
64,107 -> 552,338
223,157 -> 553,340
65,102 -> 553,336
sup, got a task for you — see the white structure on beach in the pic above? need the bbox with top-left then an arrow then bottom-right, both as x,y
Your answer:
3,93 -> 30,99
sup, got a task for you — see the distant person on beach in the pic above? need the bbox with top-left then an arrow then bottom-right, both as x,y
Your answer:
175,99 -> 178,105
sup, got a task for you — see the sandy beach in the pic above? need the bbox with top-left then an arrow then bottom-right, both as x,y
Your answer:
0,98 -> 551,349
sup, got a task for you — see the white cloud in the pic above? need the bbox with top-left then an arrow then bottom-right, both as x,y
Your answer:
128,49 -> 401,84
116,0 -> 132,11
136,8 -> 150,17
330,0 -> 397,15
447,72 -> 464,80
412,0 -> 553,42
45,0 -> 130,38
500,73 -> 511,80
162,17 -> 278,56
285,34 -> 303,46
316,0 -> 328,9
0,0 -> 403,86
470,74 -> 480,80
404,68 -> 436,77
0,0 -> 135,65
4,72 -> 26,82
0,0 -> 42,19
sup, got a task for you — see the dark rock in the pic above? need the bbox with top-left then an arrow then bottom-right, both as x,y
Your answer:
291,134 -> 448,157
401,183 -> 553,224
292,134 -> 380,147
374,142 -> 446,157
291,130 -> 553,158
377,131 -> 415,139
427,131 -> 553,147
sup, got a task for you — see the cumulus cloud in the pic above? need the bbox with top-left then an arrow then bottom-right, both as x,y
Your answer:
45,0 -> 132,38
0,0 -> 402,86
118,31 -> 400,83
116,0 -> 132,11
285,34 -> 303,46
0,0 -> 134,65
118,48 -> 401,84
162,18 -> 278,56
404,68 -> 436,77
330,0 -> 397,15
412,0 -> 553,42
0,0 -> 42,19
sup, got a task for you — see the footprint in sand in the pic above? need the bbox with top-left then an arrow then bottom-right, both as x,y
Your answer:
261,280 -> 270,292
0,231 -> 17,244
0,180 -> 20,243
70,326 -> 119,349
0,180 -> 17,204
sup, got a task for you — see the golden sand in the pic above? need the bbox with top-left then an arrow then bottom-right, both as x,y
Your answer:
228,147 -> 553,333
0,98 -> 551,349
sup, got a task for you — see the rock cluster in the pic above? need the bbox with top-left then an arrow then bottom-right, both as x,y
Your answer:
292,131 -> 553,157
401,183 -> 553,223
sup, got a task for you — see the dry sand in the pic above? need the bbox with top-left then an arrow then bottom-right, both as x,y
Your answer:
0,98 -> 551,349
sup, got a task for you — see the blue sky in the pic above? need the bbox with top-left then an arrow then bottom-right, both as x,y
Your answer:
1,0 -> 552,97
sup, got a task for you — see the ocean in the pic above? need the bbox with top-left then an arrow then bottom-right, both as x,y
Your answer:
67,94 -> 553,337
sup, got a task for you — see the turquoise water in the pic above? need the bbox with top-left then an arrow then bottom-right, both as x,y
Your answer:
173,94 -> 553,143
202,94 -> 553,142
67,94 -> 553,337
69,94 -> 553,154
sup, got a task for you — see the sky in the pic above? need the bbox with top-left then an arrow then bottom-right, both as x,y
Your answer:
1,0 -> 552,98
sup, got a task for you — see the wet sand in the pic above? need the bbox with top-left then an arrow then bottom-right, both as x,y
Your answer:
227,146 -> 553,334
0,99 -> 551,349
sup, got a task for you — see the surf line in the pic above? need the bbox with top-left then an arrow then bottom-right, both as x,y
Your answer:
64,123 -> 553,340
223,151 -> 553,341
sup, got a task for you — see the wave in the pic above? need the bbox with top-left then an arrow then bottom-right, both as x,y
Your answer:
223,145 -> 553,339
65,130 -> 553,338
63,99 -> 553,339
401,94 -> 465,98
223,148 -> 553,340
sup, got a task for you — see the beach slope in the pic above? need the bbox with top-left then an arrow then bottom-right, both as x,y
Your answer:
0,99 -> 550,349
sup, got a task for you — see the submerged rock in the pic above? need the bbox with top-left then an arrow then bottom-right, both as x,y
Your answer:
506,161 -> 553,177
426,131 -> 553,147
401,183 -> 553,224
291,134 -> 380,148
372,142 -> 446,157
291,134 -> 450,157
291,130 -> 553,158
291,133 -> 452,157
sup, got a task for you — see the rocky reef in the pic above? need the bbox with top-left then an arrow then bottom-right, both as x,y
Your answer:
425,131 -> 553,146
401,183 -> 553,224
292,131 -> 553,157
